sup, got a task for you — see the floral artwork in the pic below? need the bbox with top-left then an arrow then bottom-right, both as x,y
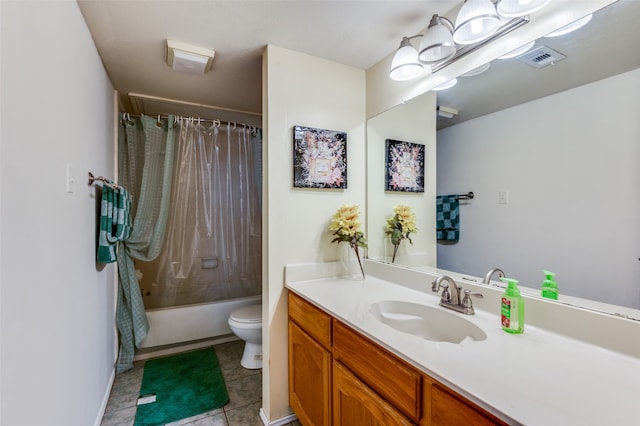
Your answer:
293,125 -> 347,189
385,139 -> 425,192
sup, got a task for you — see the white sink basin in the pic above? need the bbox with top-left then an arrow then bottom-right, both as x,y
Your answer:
369,300 -> 487,344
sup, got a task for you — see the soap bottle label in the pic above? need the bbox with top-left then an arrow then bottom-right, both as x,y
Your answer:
501,297 -> 512,328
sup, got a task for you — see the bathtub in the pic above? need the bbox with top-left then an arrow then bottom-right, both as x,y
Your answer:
138,295 -> 262,349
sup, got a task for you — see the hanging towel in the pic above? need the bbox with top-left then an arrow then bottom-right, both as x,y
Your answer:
436,195 -> 460,241
97,183 -> 132,263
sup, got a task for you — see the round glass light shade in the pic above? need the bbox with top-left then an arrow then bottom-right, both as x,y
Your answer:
453,0 -> 501,45
496,0 -> 550,18
389,44 -> 424,81
545,14 -> 592,38
418,22 -> 456,64
432,78 -> 458,91
461,62 -> 491,77
498,40 -> 535,59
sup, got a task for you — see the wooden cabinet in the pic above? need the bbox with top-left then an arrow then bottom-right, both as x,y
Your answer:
288,291 -> 507,426
333,360 -> 413,426
333,321 -> 422,423
288,293 -> 333,426
421,375 -> 507,426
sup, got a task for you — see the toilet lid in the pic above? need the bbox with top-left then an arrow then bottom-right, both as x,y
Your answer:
230,304 -> 262,323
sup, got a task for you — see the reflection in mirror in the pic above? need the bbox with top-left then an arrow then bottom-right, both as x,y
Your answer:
367,0 -> 640,313
367,92 -> 437,267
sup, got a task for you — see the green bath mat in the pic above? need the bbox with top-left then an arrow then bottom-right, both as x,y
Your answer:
134,347 -> 229,425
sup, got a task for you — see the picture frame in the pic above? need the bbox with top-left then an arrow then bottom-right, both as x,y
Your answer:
385,139 -> 425,192
293,125 -> 347,189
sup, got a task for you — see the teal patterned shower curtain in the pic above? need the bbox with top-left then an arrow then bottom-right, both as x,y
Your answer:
115,114 -> 176,373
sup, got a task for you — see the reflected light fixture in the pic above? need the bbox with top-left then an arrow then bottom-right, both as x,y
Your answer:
389,36 -> 424,81
497,0 -> 551,18
498,40 -> 536,59
544,14 -> 593,38
432,79 -> 458,91
418,15 -> 456,64
461,62 -> 491,77
453,0 -> 501,45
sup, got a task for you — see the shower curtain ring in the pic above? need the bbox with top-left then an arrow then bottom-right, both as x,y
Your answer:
156,115 -> 163,128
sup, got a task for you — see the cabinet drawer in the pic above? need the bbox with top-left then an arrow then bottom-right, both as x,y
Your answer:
288,292 -> 332,349
333,321 -> 422,423
425,378 -> 508,426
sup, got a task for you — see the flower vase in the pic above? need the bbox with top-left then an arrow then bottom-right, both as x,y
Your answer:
385,239 -> 403,264
340,244 -> 365,280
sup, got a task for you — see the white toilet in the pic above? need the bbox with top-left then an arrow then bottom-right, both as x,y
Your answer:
228,303 -> 262,369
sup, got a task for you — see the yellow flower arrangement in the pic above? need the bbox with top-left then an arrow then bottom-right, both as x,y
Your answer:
384,205 -> 417,263
329,205 -> 367,278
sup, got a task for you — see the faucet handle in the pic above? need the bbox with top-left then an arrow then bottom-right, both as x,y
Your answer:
462,289 -> 483,309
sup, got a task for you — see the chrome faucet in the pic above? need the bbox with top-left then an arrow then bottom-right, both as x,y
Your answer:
432,275 -> 483,315
483,268 -> 505,285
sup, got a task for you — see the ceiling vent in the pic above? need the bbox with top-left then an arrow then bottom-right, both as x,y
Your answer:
516,45 -> 566,69
166,40 -> 215,75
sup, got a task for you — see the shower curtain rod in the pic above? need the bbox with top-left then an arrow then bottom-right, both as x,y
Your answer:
121,112 -> 261,133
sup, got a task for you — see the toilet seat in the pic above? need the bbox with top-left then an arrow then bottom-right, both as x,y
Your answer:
229,304 -> 261,324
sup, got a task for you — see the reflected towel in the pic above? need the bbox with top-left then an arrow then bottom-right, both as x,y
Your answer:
436,195 -> 459,241
97,183 -> 132,263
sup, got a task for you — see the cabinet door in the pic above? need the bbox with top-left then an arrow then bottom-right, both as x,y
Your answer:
333,361 -> 414,426
421,375 -> 508,426
289,321 -> 332,426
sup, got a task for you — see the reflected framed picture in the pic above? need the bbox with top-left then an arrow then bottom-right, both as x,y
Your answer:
385,139 -> 425,192
293,125 -> 347,189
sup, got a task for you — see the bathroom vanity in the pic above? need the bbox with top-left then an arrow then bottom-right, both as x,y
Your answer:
285,261 -> 640,425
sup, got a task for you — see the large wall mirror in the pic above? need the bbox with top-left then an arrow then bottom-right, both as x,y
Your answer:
366,0 -> 640,313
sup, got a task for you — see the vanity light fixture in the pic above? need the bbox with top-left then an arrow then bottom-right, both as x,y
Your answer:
389,0 -> 541,81
389,36 -> 425,81
496,0 -> 551,18
418,15 -> 457,64
453,0 -> 501,45
544,14 -> 592,38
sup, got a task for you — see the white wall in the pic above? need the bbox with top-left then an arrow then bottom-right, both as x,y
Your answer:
262,45 -> 366,421
1,2 -> 117,425
437,68 -> 640,308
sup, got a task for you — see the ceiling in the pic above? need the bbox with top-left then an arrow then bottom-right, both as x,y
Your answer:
436,0 -> 640,129
77,0 -> 458,126
78,1 -> 640,129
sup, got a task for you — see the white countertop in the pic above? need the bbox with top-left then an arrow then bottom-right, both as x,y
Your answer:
285,268 -> 640,425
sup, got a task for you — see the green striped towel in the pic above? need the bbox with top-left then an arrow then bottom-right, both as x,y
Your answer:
97,183 -> 132,263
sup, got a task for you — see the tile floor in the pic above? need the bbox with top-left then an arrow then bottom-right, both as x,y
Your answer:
101,340 -> 301,426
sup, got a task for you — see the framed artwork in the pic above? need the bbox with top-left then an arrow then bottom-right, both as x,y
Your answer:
385,139 -> 425,192
293,125 -> 347,189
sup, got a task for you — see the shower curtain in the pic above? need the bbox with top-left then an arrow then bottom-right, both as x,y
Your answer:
116,114 -> 176,372
139,119 -> 262,309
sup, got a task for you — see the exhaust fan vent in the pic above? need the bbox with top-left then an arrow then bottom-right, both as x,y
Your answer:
516,45 -> 566,69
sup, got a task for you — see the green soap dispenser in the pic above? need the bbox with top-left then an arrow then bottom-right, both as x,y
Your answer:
500,277 -> 524,334
541,270 -> 559,300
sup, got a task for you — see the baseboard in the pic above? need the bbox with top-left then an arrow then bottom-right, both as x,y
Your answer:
94,368 -> 116,426
259,408 -> 298,426
133,335 -> 239,361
